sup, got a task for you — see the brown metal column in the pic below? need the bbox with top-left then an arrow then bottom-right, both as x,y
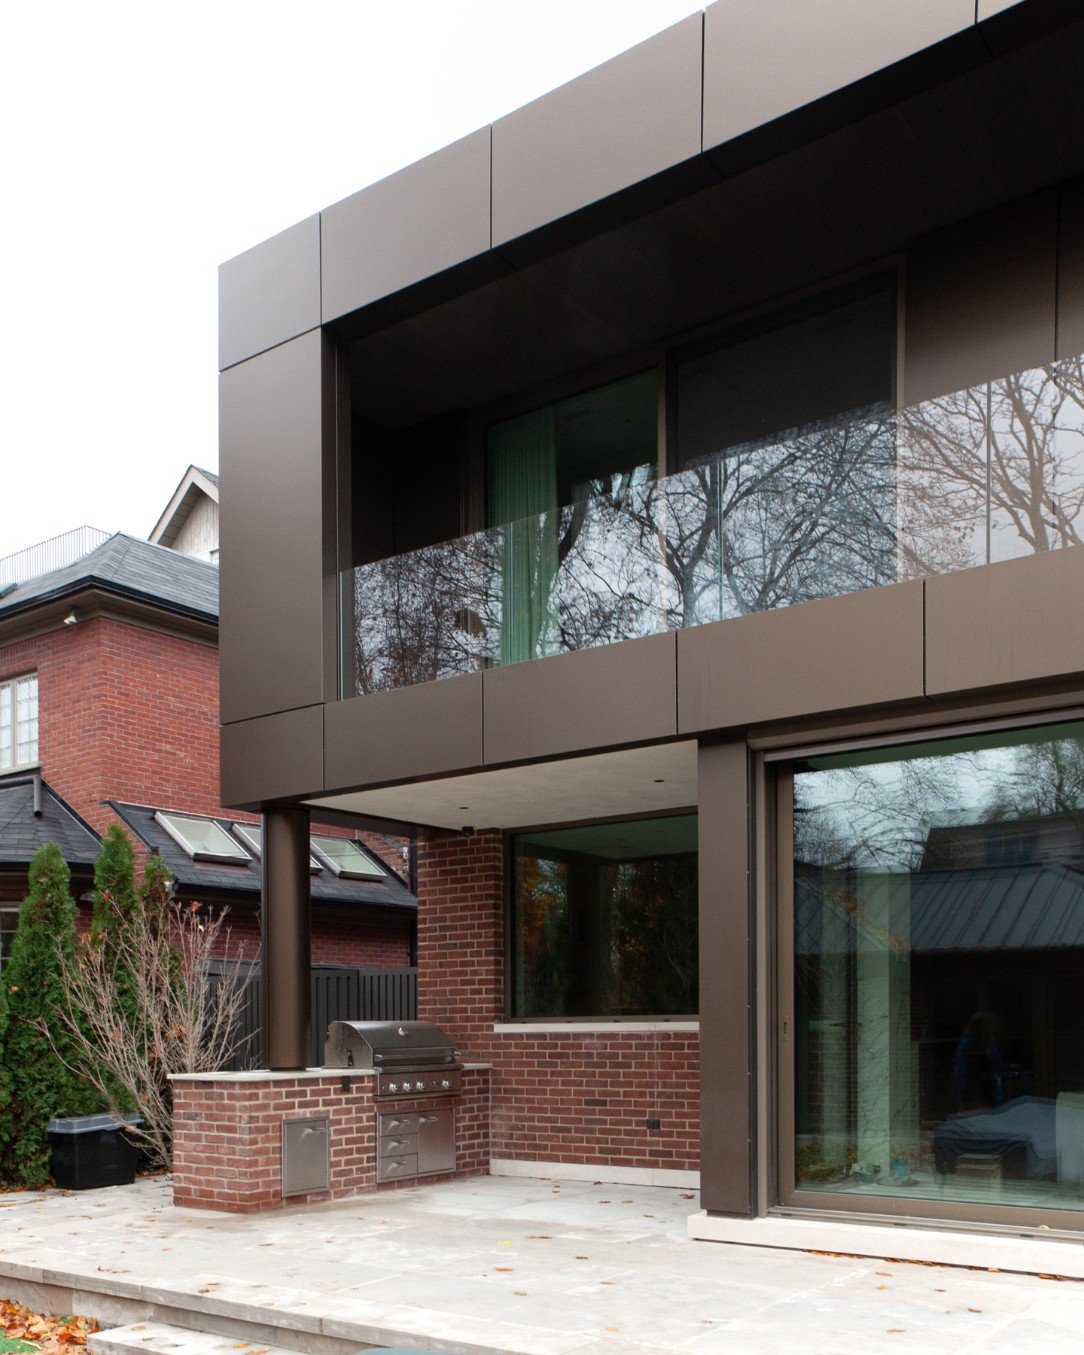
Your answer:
261,807 -> 312,1070
698,738 -> 755,1217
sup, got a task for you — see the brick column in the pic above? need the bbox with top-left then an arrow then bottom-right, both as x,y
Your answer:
415,830 -> 503,1059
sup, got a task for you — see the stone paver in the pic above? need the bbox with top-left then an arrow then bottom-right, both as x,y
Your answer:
0,1176 -> 1080,1354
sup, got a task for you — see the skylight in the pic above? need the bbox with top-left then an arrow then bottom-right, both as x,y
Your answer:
232,822 -> 323,873
310,834 -> 386,879
155,811 -> 252,865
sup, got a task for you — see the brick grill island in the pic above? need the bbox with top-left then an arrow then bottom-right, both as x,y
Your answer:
170,1065 -> 492,1213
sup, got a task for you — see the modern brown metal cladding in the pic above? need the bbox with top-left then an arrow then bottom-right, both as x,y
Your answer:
219,0 -> 1084,1223
491,14 -> 703,255
677,583 -> 926,736
219,328 -> 337,726
218,214 -> 322,371
321,129 -> 493,325
925,550 -> 1084,698
702,0 -> 974,153
697,739 -> 754,1216
261,807 -> 313,1071
482,633 -> 678,766
324,673 -> 483,791
221,704 -> 325,809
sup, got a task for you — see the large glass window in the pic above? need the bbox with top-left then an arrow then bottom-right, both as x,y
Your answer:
791,720 -> 1084,1216
0,673 -> 38,772
511,814 -> 697,1019
486,371 -> 658,668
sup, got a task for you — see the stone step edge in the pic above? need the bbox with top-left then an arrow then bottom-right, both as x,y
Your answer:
0,1266 -> 547,1355
88,1322 -> 300,1355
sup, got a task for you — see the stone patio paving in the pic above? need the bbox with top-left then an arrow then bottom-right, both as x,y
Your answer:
0,1175 -> 1080,1354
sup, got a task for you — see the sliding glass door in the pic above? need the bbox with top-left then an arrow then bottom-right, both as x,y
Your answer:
778,719 -> 1084,1228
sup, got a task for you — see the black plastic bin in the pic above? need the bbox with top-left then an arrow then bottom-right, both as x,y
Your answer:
46,1113 -> 142,1190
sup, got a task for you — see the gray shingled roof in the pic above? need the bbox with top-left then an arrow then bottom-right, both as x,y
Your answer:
111,802 -> 417,914
0,533 -> 218,622
795,861 -> 1084,954
196,467 -> 219,488
0,777 -> 101,869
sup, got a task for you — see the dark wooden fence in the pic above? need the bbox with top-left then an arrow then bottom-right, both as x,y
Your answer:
209,963 -> 418,1070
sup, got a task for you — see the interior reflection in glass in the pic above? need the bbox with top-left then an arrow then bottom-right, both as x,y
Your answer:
793,722 -> 1084,1213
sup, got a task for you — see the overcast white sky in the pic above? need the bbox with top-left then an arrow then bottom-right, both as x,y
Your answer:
0,0 -> 705,559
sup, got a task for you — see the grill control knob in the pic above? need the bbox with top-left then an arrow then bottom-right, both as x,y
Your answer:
416,1080 -> 426,1091
403,1081 -> 413,1092
388,1082 -> 399,1093
441,1079 -> 452,1090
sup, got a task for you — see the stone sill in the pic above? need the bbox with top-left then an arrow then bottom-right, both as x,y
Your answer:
493,1020 -> 699,1035
688,1211 -> 1084,1280
171,1063 -> 492,1083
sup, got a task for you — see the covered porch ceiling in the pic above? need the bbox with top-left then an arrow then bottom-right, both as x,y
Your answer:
305,741 -> 698,832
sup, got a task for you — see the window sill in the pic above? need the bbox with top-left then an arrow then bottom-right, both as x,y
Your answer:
492,1020 -> 699,1035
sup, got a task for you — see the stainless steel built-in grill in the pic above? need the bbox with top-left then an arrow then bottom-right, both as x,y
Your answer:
324,1020 -> 462,1182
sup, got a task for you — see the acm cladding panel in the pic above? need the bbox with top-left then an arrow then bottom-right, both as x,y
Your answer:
702,0 -> 974,152
491,13 -> 703,249
219,329 -> 336,726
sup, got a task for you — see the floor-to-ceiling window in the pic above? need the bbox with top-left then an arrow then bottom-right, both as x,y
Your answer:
785,719 -> 1084,1223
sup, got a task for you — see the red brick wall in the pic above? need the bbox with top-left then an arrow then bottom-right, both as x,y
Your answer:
0,617 -> 222,836
0,616 -> 413,971
226,909 -> 413,967
171,1067 -> 491,1212
416,832 -> 700,1176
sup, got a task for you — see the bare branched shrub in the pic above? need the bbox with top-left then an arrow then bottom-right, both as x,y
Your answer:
51,900 -> 253,1170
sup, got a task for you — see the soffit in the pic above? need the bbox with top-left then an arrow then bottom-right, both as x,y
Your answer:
306,741 -> 698,832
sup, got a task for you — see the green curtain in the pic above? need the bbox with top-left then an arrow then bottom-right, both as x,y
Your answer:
488,406 -> 559,666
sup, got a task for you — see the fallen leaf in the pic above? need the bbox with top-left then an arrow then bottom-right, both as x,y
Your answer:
514,1290 -> 527,1297
576,1255 -> 589,1260
886,1329 -> 906,1335
968,1308 -> 982,1314
495,1266 -> 513,1273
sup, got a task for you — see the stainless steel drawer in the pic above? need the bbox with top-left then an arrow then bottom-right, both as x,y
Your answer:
379,1131 -> 419,1156
377,1153 -> 418,1182
378,1113 -> 419,1138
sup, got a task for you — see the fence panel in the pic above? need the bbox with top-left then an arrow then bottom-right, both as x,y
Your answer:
211,964 -> 418,1071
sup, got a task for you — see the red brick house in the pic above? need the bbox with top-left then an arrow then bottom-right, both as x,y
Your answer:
0,517 -> 417,975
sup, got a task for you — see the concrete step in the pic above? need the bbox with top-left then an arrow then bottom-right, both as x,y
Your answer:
88,1323 -> 302,1355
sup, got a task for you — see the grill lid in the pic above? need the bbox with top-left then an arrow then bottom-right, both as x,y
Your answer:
324,1019 -> 458,1071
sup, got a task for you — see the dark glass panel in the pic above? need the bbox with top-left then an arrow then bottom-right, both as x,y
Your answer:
793,720 -> 1084,1215
512,815 -> 698,1018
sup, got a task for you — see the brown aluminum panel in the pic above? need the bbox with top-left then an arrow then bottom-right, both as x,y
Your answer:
678,583 -> 925,736
220,705 -> 324,809
321,129 -> 491,323
324,673 -> 483,792
482,632 -> 677,766
697,737 -> 754,1216
1057,178 -> 1084,360
263,806 -> 313,1071
926,547 -> 1084,697
219,330 -> 335,724
218,216 -> 321,371
904,192 -> 1057,405
703,0 -> 973,151
491,14 -> 702,250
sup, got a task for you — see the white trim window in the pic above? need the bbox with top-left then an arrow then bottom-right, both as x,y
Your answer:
0,673 -> 38,772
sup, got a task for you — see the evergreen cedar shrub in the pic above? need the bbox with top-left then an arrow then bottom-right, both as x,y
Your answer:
90,824 -> 142,1111
0,844 -> 98,1188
